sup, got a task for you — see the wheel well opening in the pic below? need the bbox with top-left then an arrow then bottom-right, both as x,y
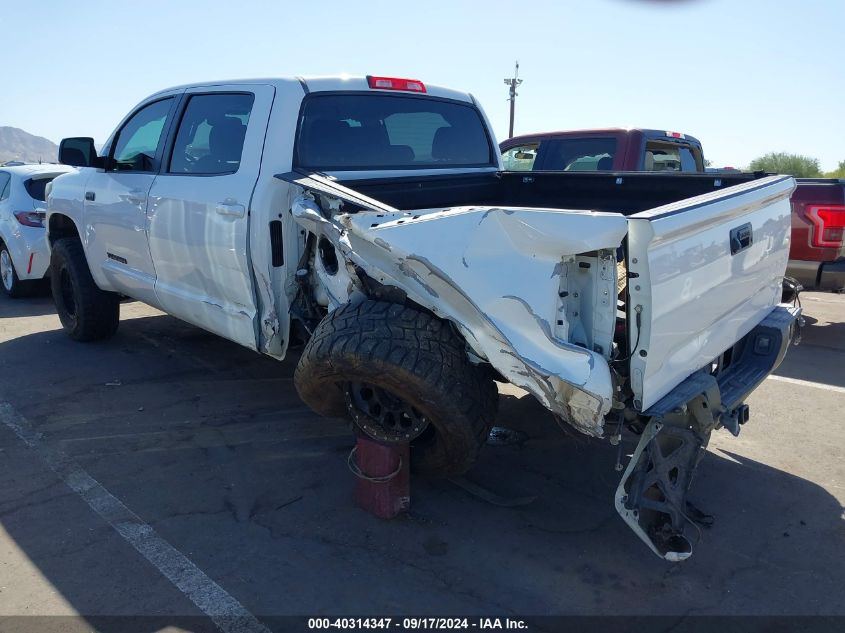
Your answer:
48,215 -> 80,245
317,236 -> 339,275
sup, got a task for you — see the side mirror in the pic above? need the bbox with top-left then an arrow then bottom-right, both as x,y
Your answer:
59,137 -> 101,167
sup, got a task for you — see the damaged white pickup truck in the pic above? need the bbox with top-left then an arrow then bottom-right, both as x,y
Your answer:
47,75 -> 801,560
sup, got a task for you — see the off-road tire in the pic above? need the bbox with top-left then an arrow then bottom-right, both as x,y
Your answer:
0,241 -> 29,298
295,300 -> 498,477
50,238 -> 120,341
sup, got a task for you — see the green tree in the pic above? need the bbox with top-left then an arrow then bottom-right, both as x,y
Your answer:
748,152 -> 822,177
824,160 -> 845,179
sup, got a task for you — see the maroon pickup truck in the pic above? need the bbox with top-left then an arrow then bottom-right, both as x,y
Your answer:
499,128 -> 706,172
501,129 -> 845,292
785,179 -> 845,292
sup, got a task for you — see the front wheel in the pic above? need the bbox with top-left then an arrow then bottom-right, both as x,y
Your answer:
50,238 -> 120,341
294,300 -> 498,477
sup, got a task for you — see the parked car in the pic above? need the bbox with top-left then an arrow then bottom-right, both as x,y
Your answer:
0,163 -> 74,297
500,128 -> 705,172
47,75 -> 801,560
786,178 -> 845,292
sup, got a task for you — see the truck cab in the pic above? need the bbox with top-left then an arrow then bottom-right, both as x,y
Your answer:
500,128 -> 705,173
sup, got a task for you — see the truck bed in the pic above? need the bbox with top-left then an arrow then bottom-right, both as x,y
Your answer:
340,170 -> 768,215
284,168 -> 794,418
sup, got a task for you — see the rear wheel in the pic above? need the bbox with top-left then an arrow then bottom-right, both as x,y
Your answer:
50,238 -> 120,341
0,242 -> 28,298
295,300 -> 498,477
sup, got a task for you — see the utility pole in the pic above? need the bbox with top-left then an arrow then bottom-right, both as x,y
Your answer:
503,61 -> 523,139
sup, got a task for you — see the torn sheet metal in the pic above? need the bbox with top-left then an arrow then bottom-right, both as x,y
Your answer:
280,172 -> 628,436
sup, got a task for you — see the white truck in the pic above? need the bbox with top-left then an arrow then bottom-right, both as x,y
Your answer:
47,75 -> 801,560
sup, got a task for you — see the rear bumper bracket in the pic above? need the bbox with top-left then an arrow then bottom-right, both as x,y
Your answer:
616,304 -> 802,560
615,420 -> 710,561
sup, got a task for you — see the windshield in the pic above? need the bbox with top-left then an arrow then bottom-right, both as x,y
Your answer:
295,94 -> 494,170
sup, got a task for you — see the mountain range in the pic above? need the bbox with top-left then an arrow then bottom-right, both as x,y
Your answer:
0,126 -> 59,164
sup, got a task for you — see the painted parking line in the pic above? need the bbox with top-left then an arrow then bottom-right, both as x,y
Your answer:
767,374 -> 845,394
0,401 -> 271,633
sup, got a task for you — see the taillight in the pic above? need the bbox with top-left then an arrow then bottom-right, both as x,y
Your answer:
13,211 -> 45,228
366,76 -> 426,93
807,205 -> 845,248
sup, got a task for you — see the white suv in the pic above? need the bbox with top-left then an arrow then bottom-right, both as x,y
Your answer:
0,163 -> 75,297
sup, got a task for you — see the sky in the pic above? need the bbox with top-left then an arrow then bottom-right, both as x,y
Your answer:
1,0 -> 843,170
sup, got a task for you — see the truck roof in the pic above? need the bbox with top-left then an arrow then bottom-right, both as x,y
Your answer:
147,76 -> 477,105
502,127 -> 702,147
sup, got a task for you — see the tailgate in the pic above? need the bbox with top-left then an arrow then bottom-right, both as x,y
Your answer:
626,175 -> 796,411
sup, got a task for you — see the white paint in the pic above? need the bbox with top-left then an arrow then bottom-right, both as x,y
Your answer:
0,163 -> 76,282
43,75 -> 801,440
627,175 -> 796,410
294,189 -> 629,436
766,374 -> 845,394
0,401 -> 270,633
147,83 -> 276,351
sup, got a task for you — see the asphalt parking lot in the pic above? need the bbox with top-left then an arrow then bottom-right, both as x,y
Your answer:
0,290 -> 843,629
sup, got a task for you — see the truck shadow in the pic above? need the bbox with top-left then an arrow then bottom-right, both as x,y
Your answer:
0,314 -> 842,627
772,314 -> 845,388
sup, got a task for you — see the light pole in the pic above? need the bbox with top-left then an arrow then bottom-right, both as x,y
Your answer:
503,61 -> 523,139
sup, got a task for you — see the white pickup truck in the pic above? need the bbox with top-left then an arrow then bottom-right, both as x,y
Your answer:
47,75 -> 801,560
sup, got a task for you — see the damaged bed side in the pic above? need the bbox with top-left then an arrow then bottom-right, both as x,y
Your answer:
272,171 -> 802,562
276,171 -> 629,437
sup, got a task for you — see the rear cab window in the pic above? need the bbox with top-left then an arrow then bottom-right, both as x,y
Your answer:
540,138 -> 617,171
295,94 -> 494,170
644,140 -> 704,172
501,143 -> 539,171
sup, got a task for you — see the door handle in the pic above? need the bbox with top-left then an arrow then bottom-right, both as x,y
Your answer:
85,191 -> 95,201
730,222 -> 753,255
215,202 -> 246,218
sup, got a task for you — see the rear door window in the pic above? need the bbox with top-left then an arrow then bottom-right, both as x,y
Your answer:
296,94 -> 494,170
169,93 -> 255,175
0,172 -> 10,200
540,138 -> 616,171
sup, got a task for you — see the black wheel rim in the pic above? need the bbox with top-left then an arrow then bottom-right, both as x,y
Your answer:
59,266 -> 77,318
346,382 -> 430,443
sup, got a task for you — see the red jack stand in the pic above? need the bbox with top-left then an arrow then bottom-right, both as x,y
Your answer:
350,434 -> 410,519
